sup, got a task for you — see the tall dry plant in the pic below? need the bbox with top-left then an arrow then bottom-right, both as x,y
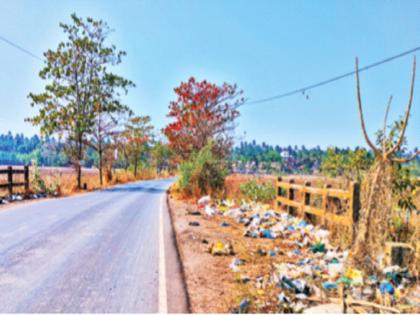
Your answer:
351,56 -> 419,271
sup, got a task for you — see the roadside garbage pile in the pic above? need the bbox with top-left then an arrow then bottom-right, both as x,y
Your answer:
196,196 -> 419,313
0,193 -> 48,205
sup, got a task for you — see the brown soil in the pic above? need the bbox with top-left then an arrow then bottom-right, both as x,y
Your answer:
168,195 -> 309,313
168,196 -> 237,313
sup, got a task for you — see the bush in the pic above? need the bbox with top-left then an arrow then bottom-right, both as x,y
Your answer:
47,175 -> 61,196
31,161 -> 46,193
239,179 -> 276,203
178,143 -> 227,197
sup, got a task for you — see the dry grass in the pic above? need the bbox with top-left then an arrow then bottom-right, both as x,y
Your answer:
224,174 -> 277,200
224,173 -> 347,201
0,165 -> 169,197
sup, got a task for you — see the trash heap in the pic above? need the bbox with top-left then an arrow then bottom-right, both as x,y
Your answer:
196,196 -> 419,313
0,192 -> 48,205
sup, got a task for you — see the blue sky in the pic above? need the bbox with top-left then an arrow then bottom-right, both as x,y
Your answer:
0,0 -> 419,149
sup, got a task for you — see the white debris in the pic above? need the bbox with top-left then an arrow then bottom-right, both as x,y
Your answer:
198,195 -> 211,206
204,205 -> 216,216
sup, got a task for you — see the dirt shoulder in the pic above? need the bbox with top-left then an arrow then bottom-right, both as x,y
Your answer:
167,195 -> 238,313
168,195 -> 301,313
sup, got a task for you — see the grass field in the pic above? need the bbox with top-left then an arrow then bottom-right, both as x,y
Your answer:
0,165 -> 160,197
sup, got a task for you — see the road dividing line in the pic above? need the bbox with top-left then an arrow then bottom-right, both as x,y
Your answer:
158,195 -> 168,313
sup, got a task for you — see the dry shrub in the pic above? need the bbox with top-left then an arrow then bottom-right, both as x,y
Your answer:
352,160 -> 394,271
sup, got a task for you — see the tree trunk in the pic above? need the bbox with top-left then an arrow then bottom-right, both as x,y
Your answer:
134,162 -> 138,177
99,159 -> 103,186
76,163 -> 82,190
77,137 -> 83,189
99,145 -> 103,186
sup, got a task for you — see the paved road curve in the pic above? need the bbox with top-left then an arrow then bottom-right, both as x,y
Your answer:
0,178 -> 178,313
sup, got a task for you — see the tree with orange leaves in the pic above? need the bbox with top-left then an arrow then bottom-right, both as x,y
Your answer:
163,77 -> 245,161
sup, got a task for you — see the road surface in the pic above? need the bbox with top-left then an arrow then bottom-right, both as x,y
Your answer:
0,178 -> 187,313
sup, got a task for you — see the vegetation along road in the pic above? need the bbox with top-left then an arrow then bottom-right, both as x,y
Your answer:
0,178 -> 187,313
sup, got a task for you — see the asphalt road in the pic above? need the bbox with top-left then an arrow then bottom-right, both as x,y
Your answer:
0,178 -> 187,313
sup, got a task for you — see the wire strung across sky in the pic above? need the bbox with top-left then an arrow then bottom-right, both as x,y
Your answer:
244,46 -> 420,105
0,35 -> 43,61
0,34 -> 419,106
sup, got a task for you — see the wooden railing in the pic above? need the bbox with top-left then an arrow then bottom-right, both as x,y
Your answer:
0,166 -> 29,195
277,177 -> 360,242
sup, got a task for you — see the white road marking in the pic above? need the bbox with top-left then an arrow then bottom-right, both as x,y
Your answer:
158,194 -> 168,313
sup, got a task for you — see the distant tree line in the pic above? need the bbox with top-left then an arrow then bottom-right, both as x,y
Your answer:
230,140 -> 420,178
0,132 -> 68,166
0,131 -> 174,176
2,132 -> 418,180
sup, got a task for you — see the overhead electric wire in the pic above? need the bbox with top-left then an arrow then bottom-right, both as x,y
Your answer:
0,35 -> 43,61
245,46 -> 420,105
1,33 -> 419,106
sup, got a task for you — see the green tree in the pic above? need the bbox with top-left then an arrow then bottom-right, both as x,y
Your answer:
122,116 -> 154,177
89,103 -> 132,186
346,148 -> 373,182
28,14 -> 133,189
321,147 -> 346,177
151,141 -> 174,174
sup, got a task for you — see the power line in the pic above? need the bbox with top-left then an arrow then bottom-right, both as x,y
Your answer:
1,33 -> 419,105
245,46 -> 420,105
0,35 -> 43,61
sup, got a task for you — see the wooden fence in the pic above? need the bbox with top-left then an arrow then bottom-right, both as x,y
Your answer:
276,177 -> 360,242
0,166 -> 29,195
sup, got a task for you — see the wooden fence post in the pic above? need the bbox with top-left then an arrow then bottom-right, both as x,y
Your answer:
288,179 -> 295,215
24,165 -> 29,195
304,181 -> 311,205
7,166 -> 13,195
321,184 -> 331,226
303,181 -> 311,217
277,177 -> 282,211
349,181 -> 360,242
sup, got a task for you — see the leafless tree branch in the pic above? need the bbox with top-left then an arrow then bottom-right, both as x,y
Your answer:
391,150 -> 420,163
386,56 -> 416,156
382,95 -> 392,157
355,57 -> 379,154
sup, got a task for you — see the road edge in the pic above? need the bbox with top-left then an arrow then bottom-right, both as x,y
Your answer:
159,194 -> 168,313
163,189 -> 191,313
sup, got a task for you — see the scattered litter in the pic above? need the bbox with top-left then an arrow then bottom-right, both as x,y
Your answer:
346,268 -> 364,286
189,221 -> 200,227
198,195 -> 210,206
0,193 -> 48,205
229,258 -> 245,272
193,196 -> 418,313
309,242 -> 326,253
322,281 -> 338,290
278,292 -> 291,303
204,205 -> 216,216
209,241 -> 234,256
236,274 -> 250,284
239,298 -> 250,313
380,281 -> 395,295
187,210 -> 201,216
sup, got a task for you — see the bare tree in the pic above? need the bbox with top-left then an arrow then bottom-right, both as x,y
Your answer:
352,56 -> 417,270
